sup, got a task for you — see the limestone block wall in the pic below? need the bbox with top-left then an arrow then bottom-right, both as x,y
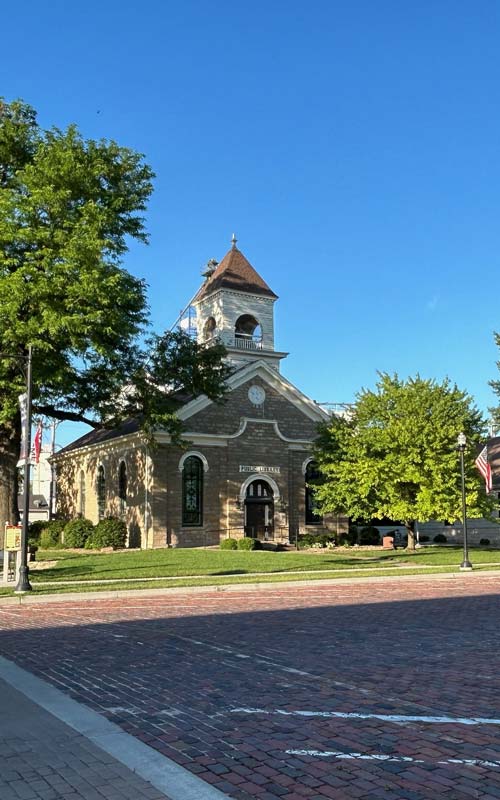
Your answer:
55,436 -> 150,548
186,379 -> 319,441
195,289 -> 276,350
159,443 -> 227,548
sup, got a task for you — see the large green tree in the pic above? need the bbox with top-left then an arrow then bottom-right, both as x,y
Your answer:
314,373 -> 494,549
0,99 -> 228,528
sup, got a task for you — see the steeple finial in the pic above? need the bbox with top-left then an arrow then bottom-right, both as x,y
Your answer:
231,233 -> 237,249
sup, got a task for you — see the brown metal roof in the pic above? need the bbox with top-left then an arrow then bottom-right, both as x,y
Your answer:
193,246 -> 278,302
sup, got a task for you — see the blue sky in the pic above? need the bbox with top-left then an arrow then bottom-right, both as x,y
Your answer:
4,0 -> 500,446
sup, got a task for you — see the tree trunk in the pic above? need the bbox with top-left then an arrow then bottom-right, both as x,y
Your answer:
0,416 -> 21,543
405,520 -> 416,551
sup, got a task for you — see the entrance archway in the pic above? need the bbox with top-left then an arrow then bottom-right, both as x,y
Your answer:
244,478 -> 274,540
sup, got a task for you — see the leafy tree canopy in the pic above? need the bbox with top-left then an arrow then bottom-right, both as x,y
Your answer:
0,98 -> 229,525
314,373 -> 494,548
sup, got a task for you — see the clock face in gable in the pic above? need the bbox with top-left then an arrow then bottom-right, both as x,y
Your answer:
248,384 -> 266,406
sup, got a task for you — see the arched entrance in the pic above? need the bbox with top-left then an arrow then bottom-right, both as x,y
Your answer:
244,478 -> 274,540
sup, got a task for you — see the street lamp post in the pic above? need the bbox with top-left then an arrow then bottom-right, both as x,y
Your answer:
15,345 -> 33,593
457,432 -> 472,571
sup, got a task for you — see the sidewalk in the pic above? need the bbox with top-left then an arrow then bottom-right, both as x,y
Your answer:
0,658 -> 229,800
0,677 -> 171,800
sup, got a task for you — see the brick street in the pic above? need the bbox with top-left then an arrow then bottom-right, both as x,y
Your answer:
1,576 -> 500,799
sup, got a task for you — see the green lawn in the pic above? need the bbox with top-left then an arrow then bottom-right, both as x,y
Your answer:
28,545 -> 500,578
1,546 -> 499,597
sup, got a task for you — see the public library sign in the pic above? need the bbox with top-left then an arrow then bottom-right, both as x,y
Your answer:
239,465 -> 281,474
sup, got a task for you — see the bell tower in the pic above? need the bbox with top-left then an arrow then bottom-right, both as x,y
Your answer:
192,237 -> 288,370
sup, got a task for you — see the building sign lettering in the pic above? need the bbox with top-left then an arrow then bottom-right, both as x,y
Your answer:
239,465 -> 280,474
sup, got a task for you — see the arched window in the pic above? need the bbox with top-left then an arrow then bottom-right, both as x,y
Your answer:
96,465 -> 106,521
234,314 -> 262,349
79,471 -> 86,517
182,456 -> 203,526
305,461 -> 322,525
118,461 -> 127,516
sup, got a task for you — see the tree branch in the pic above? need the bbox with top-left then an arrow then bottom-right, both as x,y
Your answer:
33,405 -> 102,428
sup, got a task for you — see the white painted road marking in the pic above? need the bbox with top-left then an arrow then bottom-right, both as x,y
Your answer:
231,707 -> 500,726
286,749 -> 500,768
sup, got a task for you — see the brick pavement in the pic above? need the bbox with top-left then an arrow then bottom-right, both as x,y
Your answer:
1,576 -> 500,799
0,677 -> 169,800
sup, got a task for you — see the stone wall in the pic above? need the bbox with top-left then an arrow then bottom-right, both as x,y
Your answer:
195,289 -> 276,351
55,436 -> 150,548
185,378 -> 319,440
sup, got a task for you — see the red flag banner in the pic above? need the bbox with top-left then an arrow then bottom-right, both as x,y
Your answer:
32,422 -> 42,464
475,446 -> 492,492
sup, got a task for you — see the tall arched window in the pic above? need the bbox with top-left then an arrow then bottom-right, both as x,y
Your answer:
79,471 -> 86,517
118,461 -> 127,516
305,461 -> 322,525
182,456 -> 203,526
96,465 -> 106,521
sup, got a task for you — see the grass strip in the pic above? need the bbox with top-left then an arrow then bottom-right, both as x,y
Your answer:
1,562 -> 499,597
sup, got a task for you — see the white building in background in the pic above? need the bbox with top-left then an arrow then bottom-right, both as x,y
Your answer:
18,447 -> 53,523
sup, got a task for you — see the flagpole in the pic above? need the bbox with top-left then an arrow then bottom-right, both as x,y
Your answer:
15,346 -> 33,593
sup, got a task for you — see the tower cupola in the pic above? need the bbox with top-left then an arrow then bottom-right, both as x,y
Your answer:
193,238 -> 288,370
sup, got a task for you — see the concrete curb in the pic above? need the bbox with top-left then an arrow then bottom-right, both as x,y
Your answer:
0,656 -> 228,800
0,568 -> 499,604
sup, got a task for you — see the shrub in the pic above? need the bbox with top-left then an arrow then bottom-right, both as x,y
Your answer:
480,538 -> 490,546
358,526 -> 380,546
220,537 -> 238,550
237,536 -> 259,550
39,520 -> 66,549
346,523 -> 360,546
85,518 -> 127,550
63,518 -> 94,548
419,535 -> 430,543
433,533 -> 447,544
28,520 -> 47,544
317,533 -> 335,548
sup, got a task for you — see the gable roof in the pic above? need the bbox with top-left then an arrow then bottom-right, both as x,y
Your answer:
177,359 -> 330,424
193,246 -> 278,302
55,417 -> 142,456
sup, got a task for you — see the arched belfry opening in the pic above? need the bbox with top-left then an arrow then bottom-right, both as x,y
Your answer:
244,478 -> 274,540
235,314 -> 263,349
203,316 -> 217,342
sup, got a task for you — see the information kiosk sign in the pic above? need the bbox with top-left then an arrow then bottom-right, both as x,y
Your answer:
5,525 -> 21,551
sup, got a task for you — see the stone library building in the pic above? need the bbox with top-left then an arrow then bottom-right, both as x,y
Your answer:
54,240 -> 344,548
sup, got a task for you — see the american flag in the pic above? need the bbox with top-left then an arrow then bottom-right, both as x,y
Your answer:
475,445 -> 492,492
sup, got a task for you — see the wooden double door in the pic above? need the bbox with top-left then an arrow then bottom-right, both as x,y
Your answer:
244,479 -> 274,540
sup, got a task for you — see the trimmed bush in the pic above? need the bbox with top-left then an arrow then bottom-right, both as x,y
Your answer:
28,520 -> 47,544
358,526 -> 380,546
237,536 -> 259,550
419,535 -> 430,543
220,537 -> 238,550
85,518 -> 127,550
480,538 -> 490,546
298,533 -> 315,549
39,519 -> 66,549
63,518 -> 94,548
433,533 -> 447,544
